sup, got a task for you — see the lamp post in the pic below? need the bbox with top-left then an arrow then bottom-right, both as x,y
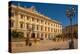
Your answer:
66,6 -> 75,49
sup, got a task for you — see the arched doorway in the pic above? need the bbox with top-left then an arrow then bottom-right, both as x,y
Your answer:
31,33 -> 35,38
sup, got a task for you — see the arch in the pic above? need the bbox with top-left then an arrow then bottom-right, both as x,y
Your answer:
31,33 -> 35,38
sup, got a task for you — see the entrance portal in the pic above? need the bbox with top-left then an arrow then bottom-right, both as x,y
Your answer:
31,33 -> 35,38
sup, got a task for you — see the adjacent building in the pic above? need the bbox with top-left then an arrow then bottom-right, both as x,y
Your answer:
9,4 -> 62,40
63,24 -> 78,39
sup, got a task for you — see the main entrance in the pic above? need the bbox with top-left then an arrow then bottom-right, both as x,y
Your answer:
31,33 -> 35,38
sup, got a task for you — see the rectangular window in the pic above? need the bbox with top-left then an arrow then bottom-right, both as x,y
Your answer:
27,16 -> 29,20
27,23 -> 29,29
51,28 -> 53,32
11,12 -> 14,17
37,25 -> 38,30
41,20 -> 43,23
48,27 -> 50,31
41,26 -> 43,31
26,23 -> 27,29
51,24 -> 53,26
11,20 -> 14,28
45,22 -> 46,24
45,27 -> 47,31
48,23 -> 49,25
21,15 -> 24,19
32,18 -> 35,21
20,22 -> 24,28
37,19 -> 39,22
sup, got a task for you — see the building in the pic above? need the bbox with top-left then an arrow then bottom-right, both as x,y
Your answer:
63,24 -> 78,39
9,4 -> 62,40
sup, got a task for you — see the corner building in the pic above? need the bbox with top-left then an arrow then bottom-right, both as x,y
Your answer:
9,5 -> 62,40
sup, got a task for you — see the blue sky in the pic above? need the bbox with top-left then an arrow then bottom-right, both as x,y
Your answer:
10,1 -> 78,27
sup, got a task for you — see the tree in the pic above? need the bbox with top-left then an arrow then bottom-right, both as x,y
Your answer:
11,30 -> 24,39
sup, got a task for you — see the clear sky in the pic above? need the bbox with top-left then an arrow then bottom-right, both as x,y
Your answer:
10,1 -> 78,27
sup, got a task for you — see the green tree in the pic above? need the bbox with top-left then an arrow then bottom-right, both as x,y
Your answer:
11,30 -> 24,39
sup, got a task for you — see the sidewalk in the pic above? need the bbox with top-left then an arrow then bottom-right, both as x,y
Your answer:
12,39 -> 78,53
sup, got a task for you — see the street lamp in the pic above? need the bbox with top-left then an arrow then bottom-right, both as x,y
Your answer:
66,6 -> 75,49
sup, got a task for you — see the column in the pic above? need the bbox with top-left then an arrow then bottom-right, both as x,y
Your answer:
35,32 -> 37,38
40,25 -> 41,31
41,33 -> 43,39
42,33 -> 45,40
50,33 -> 52,39
39,33 -> 41,39
15,12 -> 19,29
24,31 -> 27,38
45,33 -> 47,40
43,26 -> 45,31
48,33 -> 50,40
29,32 -> 31,38
52,34 -> 55,39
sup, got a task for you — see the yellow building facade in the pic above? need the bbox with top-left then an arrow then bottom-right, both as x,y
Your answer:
9,5 -> 62,40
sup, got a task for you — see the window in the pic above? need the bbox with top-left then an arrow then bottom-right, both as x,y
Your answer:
37,19 -> 39,22
11,12 -> 15,17
10,20 -> 14,28
45,22 -> 47,24
51,28 -> 53,32
45,34 -> 47,38
54,29 -> 56,32
32,24 -> 35,30
41,20 -> 43,23
27,16 -> 29,20
31,33 -> 35,38
20,22 -> 24,28
48,27 -> 50,31
21,14 -> 24,19
58,29 -> 59,33
32,18 -> 35,21
48,23 -> 49,25
27,23 -> 31,30
51,24 -> 53,26
45,27 -> 47,31
37,25 -> 39,30
41,26 -> 43,31
26,23 -> 28,29
37,25 -> 38,30
27,23 -> 29,29
41,33 -> 43,38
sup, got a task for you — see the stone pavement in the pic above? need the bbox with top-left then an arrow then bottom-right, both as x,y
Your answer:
12,39 -> 78,53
